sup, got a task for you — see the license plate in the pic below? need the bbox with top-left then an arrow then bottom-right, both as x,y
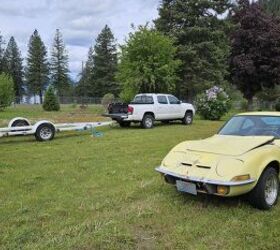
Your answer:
176,180 -> 197,195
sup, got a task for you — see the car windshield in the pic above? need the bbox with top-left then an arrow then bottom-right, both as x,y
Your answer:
219,115 -> 280,138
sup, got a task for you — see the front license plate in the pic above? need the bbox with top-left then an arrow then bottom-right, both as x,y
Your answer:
176,180 -> 197,195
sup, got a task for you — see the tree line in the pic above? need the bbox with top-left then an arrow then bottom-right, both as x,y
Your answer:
0,0 -> 280,109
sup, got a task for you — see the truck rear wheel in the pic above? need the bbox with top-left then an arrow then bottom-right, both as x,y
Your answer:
141,114 -> 154,129
35,123 -> 55,141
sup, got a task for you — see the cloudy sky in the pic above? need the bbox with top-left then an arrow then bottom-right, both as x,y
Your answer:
0,0 -> 159,80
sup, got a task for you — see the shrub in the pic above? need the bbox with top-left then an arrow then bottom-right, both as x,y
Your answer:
196,86 -> 231,120
0,74 -> 14,111
101,93 -> 115,107
43,86 -> 60,111
275,100 -> 280,111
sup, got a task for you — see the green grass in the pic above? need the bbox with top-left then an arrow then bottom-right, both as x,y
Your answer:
1,106 -> 280,249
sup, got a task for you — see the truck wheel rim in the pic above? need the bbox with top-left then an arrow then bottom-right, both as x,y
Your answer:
40,127 -> 52,140
145,118 -> 153,128
265,175 -> 278,205
186,115 -> 192,123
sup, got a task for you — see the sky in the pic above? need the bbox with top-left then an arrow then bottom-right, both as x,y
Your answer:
0,0 -> 159,80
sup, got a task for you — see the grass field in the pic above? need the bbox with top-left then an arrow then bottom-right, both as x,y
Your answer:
1,105 -> 280,249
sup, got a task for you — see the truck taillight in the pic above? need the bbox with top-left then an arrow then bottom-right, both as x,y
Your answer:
127,106 -> 134,115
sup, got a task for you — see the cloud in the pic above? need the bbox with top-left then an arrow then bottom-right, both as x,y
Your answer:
0,0 -> 159,79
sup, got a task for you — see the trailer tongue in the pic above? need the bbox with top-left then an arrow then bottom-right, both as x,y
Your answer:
0,117 -> 112,142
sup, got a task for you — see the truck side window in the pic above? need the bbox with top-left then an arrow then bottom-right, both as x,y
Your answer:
168,95 -> 179,104
157,96 -> 168,104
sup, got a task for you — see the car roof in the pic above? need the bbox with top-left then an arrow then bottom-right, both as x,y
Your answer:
236,112 -> 280,117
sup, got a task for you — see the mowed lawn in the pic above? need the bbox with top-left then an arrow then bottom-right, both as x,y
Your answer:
1,106 -> 280,249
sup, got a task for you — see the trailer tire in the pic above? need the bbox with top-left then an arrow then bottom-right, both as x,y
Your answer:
35,123 -> 55,141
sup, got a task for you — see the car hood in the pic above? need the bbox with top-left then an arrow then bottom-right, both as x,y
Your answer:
184,135 -> 274,156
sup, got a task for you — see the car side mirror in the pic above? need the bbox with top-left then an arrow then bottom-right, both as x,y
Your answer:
177,100 -> 182,104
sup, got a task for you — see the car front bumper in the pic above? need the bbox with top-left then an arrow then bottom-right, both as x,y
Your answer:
155,166 -> 255,187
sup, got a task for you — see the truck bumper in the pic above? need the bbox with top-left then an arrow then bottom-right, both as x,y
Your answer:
102,113 -> 129,122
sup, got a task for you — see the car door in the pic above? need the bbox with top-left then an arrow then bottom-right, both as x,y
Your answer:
156,95 -> 169,119
168,95 -> 181,119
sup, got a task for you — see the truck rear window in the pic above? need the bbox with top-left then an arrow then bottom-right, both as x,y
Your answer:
131,95 -> 154,104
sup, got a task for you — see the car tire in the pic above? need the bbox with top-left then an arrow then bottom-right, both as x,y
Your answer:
141,114 -> 154,129
248,167 -> 279,210
35,123 -> 55,142
182,111 -> 193,125
119,121 -> 131,128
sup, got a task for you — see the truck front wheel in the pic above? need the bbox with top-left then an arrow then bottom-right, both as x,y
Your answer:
141,114 -> 154,129
182,111 -> 193,125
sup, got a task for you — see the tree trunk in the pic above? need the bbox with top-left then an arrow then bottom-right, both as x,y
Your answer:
247,97 -> 254,111
39,90 -> 43,104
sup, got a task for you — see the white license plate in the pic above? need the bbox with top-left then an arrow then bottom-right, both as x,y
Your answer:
176,180 -> 197,195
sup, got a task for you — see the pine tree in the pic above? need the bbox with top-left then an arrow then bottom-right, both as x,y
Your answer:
0,33 -> 5,73
43,86 -> 60,111
259,0 -> 280,16
3,36 -> 24,101
91,25 -> 118,97
155,0 -> 232,101
50,29 -> 70,98
76,46 -> 95,97
25,30 -> 49,104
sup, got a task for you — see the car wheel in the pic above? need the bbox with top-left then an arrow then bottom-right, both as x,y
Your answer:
141,114 -> 154,129
119,121 -> 131,127
248,167 -> 279,210
35,123 -> 55,141
182,111 -> 193,125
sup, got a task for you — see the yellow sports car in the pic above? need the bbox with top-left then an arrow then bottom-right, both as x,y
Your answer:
156,112 -> 280,210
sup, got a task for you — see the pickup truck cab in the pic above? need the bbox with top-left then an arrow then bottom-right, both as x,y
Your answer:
103,93 -> 195,129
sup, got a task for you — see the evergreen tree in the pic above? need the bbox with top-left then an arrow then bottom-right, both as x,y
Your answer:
155,0 -> 232,100
92,25 -> 118,97
0,73 -> 14,110
25,29 -> 49,104
3,36 -> 24,101
76,47 -> 95,97
43,86 -> 60,111
0,33 -> 5,73
50,29 -> 70,98
259,0 -> 280,16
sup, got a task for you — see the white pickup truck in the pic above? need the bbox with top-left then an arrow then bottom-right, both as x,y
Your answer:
103,93 -> 195,129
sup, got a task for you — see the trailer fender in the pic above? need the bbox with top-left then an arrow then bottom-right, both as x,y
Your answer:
8,117 -> 31,128
32,120 -> 56,133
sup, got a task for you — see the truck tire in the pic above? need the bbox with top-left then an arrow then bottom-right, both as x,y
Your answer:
182,111 -> 193,125
35,123 -> 55,141
119,121 -> 131,127
248,167 -> 279,210
141,114 -> 154,129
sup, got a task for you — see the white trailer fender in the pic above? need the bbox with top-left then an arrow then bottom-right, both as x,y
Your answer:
32,120 -> 55,133
8,117 -> 31,128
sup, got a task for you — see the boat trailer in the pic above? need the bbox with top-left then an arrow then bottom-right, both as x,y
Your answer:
0,117 -> 112,142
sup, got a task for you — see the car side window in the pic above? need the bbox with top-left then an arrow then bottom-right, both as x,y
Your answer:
168,95 -> 179,104
157,96 -> 168,104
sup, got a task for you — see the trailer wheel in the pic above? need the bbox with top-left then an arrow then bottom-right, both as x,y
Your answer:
35,123 -> 55,141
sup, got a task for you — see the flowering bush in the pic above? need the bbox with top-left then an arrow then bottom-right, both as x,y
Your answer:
196,86 -> 231,120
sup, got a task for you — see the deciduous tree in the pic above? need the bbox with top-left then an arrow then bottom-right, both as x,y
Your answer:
117,26 -> 181,102
229,0 -> 280,109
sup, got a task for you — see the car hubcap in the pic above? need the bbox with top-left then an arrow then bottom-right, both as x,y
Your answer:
265,175 -> 278,205
145,118 -> 153,128
40,127 -> 52,140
